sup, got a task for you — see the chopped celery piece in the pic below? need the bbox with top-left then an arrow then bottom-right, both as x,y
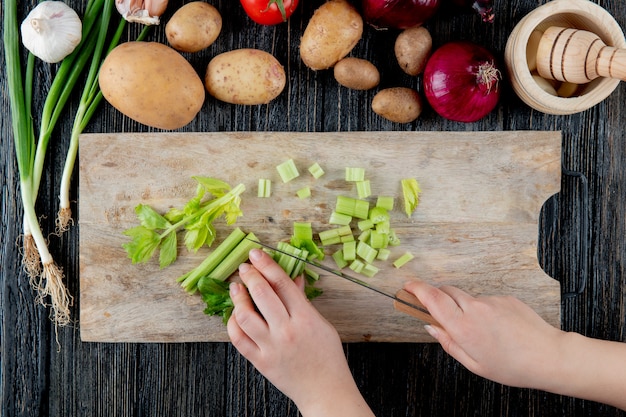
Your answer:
388,229 -> 401,246
276,159 -> 300,183
361,263 -> 379,278
369,206 -> 390,224
308,162 -> 325,179
375,220 -> 390,234
356,180 -> 371,199
358,229 -> 371,242
393,251 -> 414,268
177,227 -> 246,293
257,178 -> 271,198
345,167 -> 365,182
318,225 -> 352,242
329,211 -> 352,226
273,241 -> 309,278
356,240 -> 378,264
332,250 -> 348,269
376,196 -> 395,211
401,178 -> 421,217
293,222 -> 313,241
340,234 -> 354,243
296,186 -> 311,199
304,267 -> 320,282
376,248 -> 391,261
369,230 -> 388,249
349,259 -> 365,273
335,196 -> 369,219
321,236 -> 341,246
357,218 -> 374,231
343,241 -> 356,261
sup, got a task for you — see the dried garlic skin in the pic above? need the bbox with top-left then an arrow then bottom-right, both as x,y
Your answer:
116,0 -> 169,25
20,1 -> 82,64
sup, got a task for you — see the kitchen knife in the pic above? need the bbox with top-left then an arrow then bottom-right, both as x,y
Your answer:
247,238 -> 439,326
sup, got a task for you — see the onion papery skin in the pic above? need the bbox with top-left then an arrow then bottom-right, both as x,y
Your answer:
361,0 -> 440,29
423,41 -> 501,123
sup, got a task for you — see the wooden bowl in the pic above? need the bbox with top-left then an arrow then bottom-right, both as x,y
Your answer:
505,0 -> 626,115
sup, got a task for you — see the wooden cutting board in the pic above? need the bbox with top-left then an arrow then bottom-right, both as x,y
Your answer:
79,131 -> 562,343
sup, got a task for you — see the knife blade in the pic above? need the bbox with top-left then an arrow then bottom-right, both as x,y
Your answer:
247,238 -> 439,326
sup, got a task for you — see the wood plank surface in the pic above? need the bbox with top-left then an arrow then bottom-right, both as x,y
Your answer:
79,131 -> 561,342
3,1 -> 626,416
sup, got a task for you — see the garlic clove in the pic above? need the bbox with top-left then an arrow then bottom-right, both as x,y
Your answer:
20,1 -> 82,64
116,0 -> 169,25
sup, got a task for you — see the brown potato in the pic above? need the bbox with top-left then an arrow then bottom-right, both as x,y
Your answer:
371,87 -> 423,123
205,48 -> 286,105
165,2 -> 222,53
300,0 -> 363,70
99,41 -> 205,130
394,26 -> 432,76
333,57 -> 380,90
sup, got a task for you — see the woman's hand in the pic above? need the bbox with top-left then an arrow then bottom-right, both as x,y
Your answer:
227,249 -> 375,417
404,280 -> 626,410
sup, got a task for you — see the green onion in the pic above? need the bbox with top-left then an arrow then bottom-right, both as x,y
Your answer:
356,180 -> 371,199
345,167 -> 365,182
296,186 -> 311,199
308,162 -> 325,179
276,159 -> 300,183
257,178 -> 271,198
393,251 -> 415,268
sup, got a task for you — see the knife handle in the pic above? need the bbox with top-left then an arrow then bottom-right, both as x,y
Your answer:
394,289 -> 440,327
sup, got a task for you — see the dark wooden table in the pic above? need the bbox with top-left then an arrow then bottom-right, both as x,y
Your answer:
2,1 -> 625,416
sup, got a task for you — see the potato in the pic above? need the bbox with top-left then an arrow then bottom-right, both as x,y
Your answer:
165,2 -> 222,53
333,57 -> 380,90
300,0 -> 363,70
372,87 -> 423,123
99,41 -> 205,130
204,49 -> 286,105
394,26 -> 432,76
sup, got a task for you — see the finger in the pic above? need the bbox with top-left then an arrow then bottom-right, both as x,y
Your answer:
293,275 -> 306,293
238,260 -> 290,324
424,324 -> 478,371
403,280 -> 465,327
439,285 -> 474,310
229,279 -> 272,344
248,249 -> 308,313
227,293 -> 260,358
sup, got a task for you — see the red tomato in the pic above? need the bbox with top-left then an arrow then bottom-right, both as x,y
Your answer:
240,0 -> 299,25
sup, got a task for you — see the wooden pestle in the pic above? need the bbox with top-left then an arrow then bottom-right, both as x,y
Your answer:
536,26 -> 626,84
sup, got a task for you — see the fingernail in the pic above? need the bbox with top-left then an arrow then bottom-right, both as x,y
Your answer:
239,263 -> 251,273
229,282 -> 240,296
424,325 -> 439,339
249,248 -> 263,261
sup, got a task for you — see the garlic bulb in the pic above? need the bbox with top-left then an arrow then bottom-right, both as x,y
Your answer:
20,1 -> 82,64
116,0 -> 169,25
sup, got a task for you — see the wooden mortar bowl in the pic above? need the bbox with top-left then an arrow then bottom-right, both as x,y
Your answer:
505,0 -> 625,115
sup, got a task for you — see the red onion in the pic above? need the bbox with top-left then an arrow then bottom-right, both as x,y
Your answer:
423,41 -> 501,123
361,0 -> 440,29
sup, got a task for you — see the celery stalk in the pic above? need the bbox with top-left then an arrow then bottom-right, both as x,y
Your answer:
204,232 -> 261,281
393,251 -> 415,268
308,162 -> 325,179
276,159 -> 299,182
